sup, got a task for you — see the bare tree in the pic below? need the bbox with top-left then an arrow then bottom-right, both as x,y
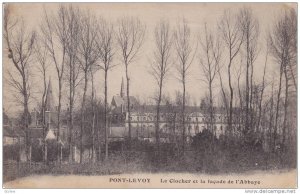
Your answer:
217,64 -> 229,119
174,18 -> 196,152
77,11 -> 99,163
97,18 -> 115,160
89,66 -> 98,162
287,9 -> 297,93
4,4 -> 36,160
256,44 -> 268,132
41,5 -> 69,161
64,5 -> 82,163
267,75 -> 275,152
269,8 -> 297,149
235,56 -> 244,111
218,10 -> 244,134
35,36 -> 49,127
199,23 -> 221,137
238,7 -> 259,134
150,19 -> 173,146
116,16 -> 145,145
34,35 -> 49,162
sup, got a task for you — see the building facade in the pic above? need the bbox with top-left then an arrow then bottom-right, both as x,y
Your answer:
109,79 -> 234,142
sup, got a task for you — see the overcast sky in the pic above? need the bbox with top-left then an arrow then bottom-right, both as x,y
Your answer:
3,2 -> 296,116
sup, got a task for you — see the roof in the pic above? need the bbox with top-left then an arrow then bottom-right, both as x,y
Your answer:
112,96 -> 124,107
129,104 -> 238,116
129,105 -> 203,114
45,129 -> 56,140
111,95 -> 139,112
112,96 -> 139,106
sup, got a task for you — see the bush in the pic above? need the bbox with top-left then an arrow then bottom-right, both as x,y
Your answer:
4,144 -> 21,161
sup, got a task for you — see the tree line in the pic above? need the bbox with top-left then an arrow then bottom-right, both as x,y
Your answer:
3,4 -> 297,167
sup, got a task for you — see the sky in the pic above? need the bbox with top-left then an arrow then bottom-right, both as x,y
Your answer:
2,2 -> 297,117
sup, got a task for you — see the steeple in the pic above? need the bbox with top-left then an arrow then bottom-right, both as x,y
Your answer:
120,77 -> 125,98
45,78 -> 55,112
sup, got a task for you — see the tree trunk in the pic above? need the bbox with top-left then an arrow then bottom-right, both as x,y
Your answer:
156,80 -> 163,145
249,60 -> 254,132
274,63 -> 283,151
218,70 -> 229,117
228,60 -> 234,135
69,103 -> 73,163
155,80 -> 163,160
42,72 -> 47,163
268,80 -> 275,152
245,36 -> 250,134
96,105 -> 101,162
104,70 -> 108,160
80,72 -> 88,163
91,73 -> 96,163
282,65 -> 289,147
256,51 -> 268,132
57,78 -> 62,163
209,81 -> 213,132
182,77 -> 186,153
209,80 -> 214,147
125,64 -> 132,148
22,76 -> 30,161
69,91 -> 74,162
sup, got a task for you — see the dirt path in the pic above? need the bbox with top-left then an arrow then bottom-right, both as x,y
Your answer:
4,170 -> 296,189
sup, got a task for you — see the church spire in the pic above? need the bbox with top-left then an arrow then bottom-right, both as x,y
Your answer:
120,77 -> 125,98
45,78 -> 55,111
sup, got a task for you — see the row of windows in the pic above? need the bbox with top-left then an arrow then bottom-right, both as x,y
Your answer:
128,123 -> 225,132
131,125 -> 226,136
127,115 -> 228,122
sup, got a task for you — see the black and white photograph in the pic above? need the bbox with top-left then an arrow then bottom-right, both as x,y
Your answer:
2,2 -> 297,189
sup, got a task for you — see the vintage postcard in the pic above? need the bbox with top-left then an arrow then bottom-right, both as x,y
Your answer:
2,2 -> 297,189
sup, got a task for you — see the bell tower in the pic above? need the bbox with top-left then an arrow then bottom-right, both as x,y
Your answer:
45,78 -> 55,129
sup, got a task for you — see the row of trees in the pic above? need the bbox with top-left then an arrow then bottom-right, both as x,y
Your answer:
4,4 -> 146,163
150,6 -> 296,160
4,4 -> 297,165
